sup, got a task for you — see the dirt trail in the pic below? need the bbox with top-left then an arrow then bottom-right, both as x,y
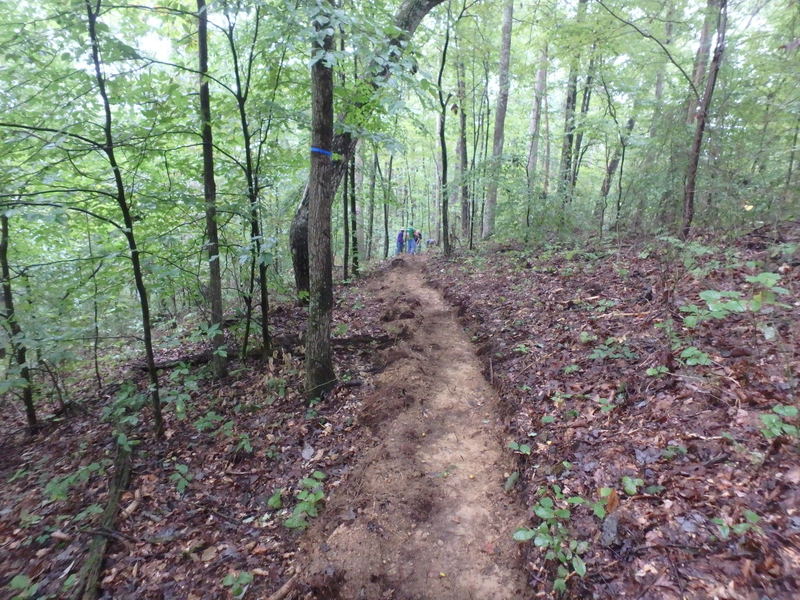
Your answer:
297,257 -> 528,599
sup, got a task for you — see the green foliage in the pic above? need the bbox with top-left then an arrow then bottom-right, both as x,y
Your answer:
759,405 -> 798,439
222,571 -> 253,599
44,462 -> 103,502
645,365 -> 669,377
679,346 -> 712,366
712,510 -> 761,541
169,463 -> 192,495
508,441 -> 531,455
589,337 -> 637,361
7,574 -> 38,600
284,470 -> 326,530
513,487 -> 589,593
621,476 -> 644,496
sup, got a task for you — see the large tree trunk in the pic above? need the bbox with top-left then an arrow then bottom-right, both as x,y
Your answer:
198,0 -> 227,378
305,2 -> 336,399
290,0 -> 445,297
682,0 -> 727,238
481,0 -> 513,240
0,215 -> 37,433
86,0 -> 163,438
525,45 -> 548,237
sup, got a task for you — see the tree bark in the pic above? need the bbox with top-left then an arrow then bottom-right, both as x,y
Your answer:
305,2 -> 336,399
198,0 -> 227,378
437,1 -> 453,256
525,45 -> 548,237
682,0 -> 727,238
687,0 -> 719,124
290,0 -> 445,297
456,46 -> 470,242
557,0 -> 589,204
86,0 -> 163,438
349,155 -> 359,275
342,151 -> 350,280
0,214 -> 37,433
481,0 -> 513,240
366,149 -> 377,260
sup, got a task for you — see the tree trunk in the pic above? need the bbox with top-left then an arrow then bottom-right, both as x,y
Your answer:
557,0 -> 588,204
571,53 -> 596,189
198,0 -> 227,378
0,215 -> 37,433
687,0 -> 719,124
366,149 -> 377,260
225,11 -> 271,358
349,155 -> 359,275
305,2 -> 336,399
342,152 -> 350,281
682,0 -> 727,238
456,48 -> 470,242
481,0 -> 513,240
437,2 -> 452,256
525,45 -> 548,238
86,0 -> 163,438
291,0 -> 445,297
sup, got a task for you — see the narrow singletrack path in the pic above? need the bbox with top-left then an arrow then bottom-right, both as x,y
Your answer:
297,256 -> 528,599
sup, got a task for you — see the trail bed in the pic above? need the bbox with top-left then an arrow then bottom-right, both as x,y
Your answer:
296,256 -> 527,599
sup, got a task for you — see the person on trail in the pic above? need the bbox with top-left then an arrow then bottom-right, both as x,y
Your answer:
396,229 -> 405,255
406,226 -> 416,254
413,230 -> 422,254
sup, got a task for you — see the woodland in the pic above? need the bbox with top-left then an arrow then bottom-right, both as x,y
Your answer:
0,0 -> 798,598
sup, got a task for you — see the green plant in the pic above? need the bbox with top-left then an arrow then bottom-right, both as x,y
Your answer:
44,462 -> 103,502
284,470 -> 326,530
563,364 -> 580,374
267,488 -> 283,509
621,476 -> 644,495
169,464 -> 192,495
578,331 -> 597,344
514,343 -> 530,354
589,337 -> 637,361
508,441 -> 531,455
194,410 -> 224,432
661,444 -> 687,460
645,365 -> 669,377
513,488 -> 588,593
596,397 -> 616,414
8,574 -> 38,600
712,510 -> 761,540
679,346 -> 712,366
222,571 -> 253,599
332,322 -> 349,336
759,405 -> 798,439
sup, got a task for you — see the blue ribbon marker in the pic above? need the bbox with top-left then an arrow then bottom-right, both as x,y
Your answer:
311,146 -> 333,157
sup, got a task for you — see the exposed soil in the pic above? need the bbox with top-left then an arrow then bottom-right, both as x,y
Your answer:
296,256 -> 527,599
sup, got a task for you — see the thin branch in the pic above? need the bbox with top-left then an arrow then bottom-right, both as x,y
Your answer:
595,0 -> 699,100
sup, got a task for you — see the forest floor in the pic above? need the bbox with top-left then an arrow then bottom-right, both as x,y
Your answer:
1,224 -> 799,599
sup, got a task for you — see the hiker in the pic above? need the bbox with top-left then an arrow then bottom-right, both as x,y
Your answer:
395,229 -> 405,255
414,230 -> 422,254
405,225 -> 417,254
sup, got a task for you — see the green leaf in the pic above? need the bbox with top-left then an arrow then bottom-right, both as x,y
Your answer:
572,555 -> 587,577
512,527 -> 536,542
553,578 -> 567,592
267,489 -> 283,509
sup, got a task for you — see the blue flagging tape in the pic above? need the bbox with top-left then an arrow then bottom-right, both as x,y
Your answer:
310,146 -> 333,156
